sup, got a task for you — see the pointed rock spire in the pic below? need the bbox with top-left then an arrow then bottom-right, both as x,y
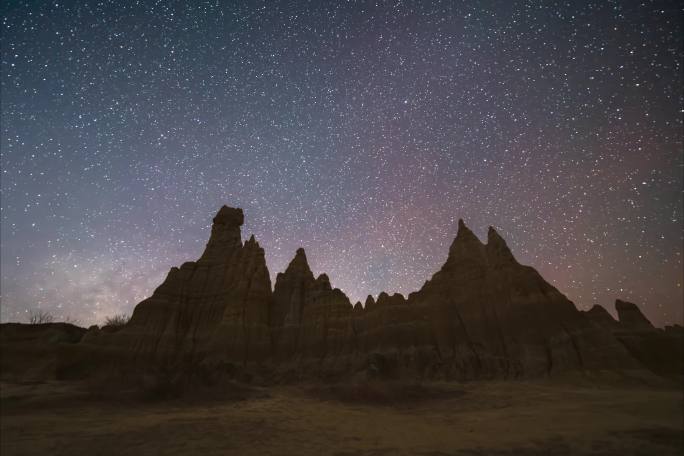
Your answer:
316,272 -> 328,280
316,273 -> 331,290
283,247 -> 314,279
454,219 -> 482,244
272,249 -> 315,329
486,226 -> 517,264
213,205 -> 244,226
376,291 -> 390,306
585,304 -> 618,329
243,234 -> 263,251
615,299 -> 654,331
446,219 -> 486,266
364,295 -> 376,309
199,206 -> 245,262
376,292 -> 405,306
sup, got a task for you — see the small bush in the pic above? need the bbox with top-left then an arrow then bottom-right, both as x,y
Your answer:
103,314 -> 130,329
28,310 -> 54,324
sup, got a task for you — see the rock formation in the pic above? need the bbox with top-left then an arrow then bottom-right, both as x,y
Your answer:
340,222 -> 639,379
615,299 -> 655,331
62,206 -> 273,375
271,249 -> 355,363
56,206 -> 681,381
0,323 -> 85,381
585,300 -> 683,377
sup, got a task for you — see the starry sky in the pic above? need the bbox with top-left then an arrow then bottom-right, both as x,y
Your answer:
1,0 -> 682,327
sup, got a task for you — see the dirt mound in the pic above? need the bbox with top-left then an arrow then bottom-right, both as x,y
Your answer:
0,323 -> 86,382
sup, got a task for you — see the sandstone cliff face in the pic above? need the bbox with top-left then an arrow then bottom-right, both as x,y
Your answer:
75,206 -> 273,370
63,206 -> 676,381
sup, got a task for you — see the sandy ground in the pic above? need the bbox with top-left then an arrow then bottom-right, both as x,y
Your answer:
1,379 -> 682,455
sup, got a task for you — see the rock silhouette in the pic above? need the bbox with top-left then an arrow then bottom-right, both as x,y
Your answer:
585,300 -> 683,377
0,323 -> 85,381
271,248 -> 354,363
57,206 -> 272,376
615,299 -> 656,331
42,206 -> 681,381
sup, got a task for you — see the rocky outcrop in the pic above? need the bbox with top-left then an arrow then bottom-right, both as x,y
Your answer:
64,206 -> 273,375
339,222 -> 639,379
266,220 -> 641,380
57,206 -> 679,381
0,323 -> 86,381
615,299 -> 655,331
271,249 -> 355,363
585,305 -> 619,330
586,300 -> 683,377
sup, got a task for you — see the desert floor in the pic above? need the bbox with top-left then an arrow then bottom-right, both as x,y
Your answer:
1,378 -> 682,455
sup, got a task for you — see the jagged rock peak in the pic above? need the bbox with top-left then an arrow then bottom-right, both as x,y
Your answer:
455,219 -> 467,239
283,247 -> 313,278
615,299 -> 654,330
376,292 -> 405,306
200,206 -> 245,262
364,295 -> 376,308
588,304 -> 614,319
454,219 -> 482,243
244,234 -> 260,248
486,226 -> 516,263
486,226 -> 504,245
376,291 -> 390,306
447,218 -> 485,264
212,205 -> 244,226
316,273 -> 331,289
585,304 -> 619,328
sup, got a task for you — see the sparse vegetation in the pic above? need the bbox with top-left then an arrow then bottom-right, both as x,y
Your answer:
104,314 -> 130,329
28,310 -> 54,324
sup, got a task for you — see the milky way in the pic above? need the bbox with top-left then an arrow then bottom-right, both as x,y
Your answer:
1,1 -> 682,326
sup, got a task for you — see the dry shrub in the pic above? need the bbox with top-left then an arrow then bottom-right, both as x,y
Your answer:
103,314 -> 130,330
28,310 -> 54,324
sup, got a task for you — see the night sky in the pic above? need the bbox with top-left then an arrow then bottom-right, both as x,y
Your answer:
1,1 -> 682,327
